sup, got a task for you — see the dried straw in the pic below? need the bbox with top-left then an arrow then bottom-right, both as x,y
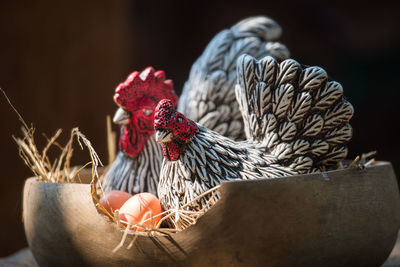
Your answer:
348,151 -> 377,169
13,126 -> 103,183
1,87 -> 103,183
2,88 -> 218,253
109,184 -> 221,252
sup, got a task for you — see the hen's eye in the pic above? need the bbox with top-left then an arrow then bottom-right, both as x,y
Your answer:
176,117 -> 183,123
142,109 -> 153,116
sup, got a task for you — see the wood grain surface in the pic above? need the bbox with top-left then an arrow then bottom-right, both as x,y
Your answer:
23,162 -> 400,266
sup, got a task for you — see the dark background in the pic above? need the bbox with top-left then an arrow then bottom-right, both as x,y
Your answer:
1,0 -> 399,256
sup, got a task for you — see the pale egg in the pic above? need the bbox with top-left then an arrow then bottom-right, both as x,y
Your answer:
119,193 -> 163,231
99,190 -> 132,215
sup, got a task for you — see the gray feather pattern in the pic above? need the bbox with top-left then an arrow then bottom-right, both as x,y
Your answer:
326,124 -> 353,144
302,114 -> 324,136
310,140 -> 329,156
320,146 -> 348,166
289,156 -> 313,173
324,100 -> 354,129
271,143 -> 292,160
314,81 -> 344,111
264,132 -> 279,148
291,139 -> 310,155
289,92 -> 312,124
275,60 -> 300,87
273,84 -> 294,119
299,67 -> 328,91
178,16 -> 290,141
103,136 -> 161,196
278,121 -> 297,141
236,55 -> 353,172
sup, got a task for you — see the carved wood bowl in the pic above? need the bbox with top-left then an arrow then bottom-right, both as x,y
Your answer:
23,162 -> 400,267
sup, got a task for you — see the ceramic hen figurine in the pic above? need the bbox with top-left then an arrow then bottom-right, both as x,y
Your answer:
154,54 -> 353,227
102,16 -> 289,195
102,68 -> 178,195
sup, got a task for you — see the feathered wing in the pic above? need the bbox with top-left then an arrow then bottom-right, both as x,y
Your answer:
178,16 -> 290,140
235,55 -> 354,173
102,136 -> 162,195
159,126 -> 295,229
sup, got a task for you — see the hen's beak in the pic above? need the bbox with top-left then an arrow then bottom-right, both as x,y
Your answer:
113,107 -> 130,125
155,128 -> 173,143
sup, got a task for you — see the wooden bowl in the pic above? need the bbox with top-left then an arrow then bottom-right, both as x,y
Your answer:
23,162 -> 400,267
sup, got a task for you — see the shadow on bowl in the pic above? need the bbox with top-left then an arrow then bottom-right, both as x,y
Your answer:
23,162 -> 400,267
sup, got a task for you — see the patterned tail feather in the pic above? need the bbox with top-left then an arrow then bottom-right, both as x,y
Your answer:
178,16 -> 290,141
236,55 -> 354,172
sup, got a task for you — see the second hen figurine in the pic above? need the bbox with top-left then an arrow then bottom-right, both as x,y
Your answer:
154,54 -> 353,227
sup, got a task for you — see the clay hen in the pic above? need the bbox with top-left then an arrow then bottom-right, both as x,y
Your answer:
102,16 -> 289,195
102,68 -> 178,195
154,54 -> 354,227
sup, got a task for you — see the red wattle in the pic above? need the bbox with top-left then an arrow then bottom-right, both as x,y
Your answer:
162,142 -> 180,161
119,124 -> 152,157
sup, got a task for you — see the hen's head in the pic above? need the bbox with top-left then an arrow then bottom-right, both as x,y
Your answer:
154,99 -> 198,161
113,68 -> 178,157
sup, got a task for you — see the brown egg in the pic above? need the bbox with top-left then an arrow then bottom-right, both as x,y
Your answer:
119,193 -> 163,232
99,190 -> 132,215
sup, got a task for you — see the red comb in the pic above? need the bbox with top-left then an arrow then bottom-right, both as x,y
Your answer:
154,99 -> 175,128
114,67 -> 177,112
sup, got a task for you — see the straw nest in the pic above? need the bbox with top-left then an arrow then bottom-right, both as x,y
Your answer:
1,88 -> 205,249
11,102 -> 222,252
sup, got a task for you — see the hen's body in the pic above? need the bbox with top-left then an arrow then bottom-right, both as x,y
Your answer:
155,55 -> 353,227
103,16 -> 289,195
158,125 -> 295,215
105,137 -> 162,194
